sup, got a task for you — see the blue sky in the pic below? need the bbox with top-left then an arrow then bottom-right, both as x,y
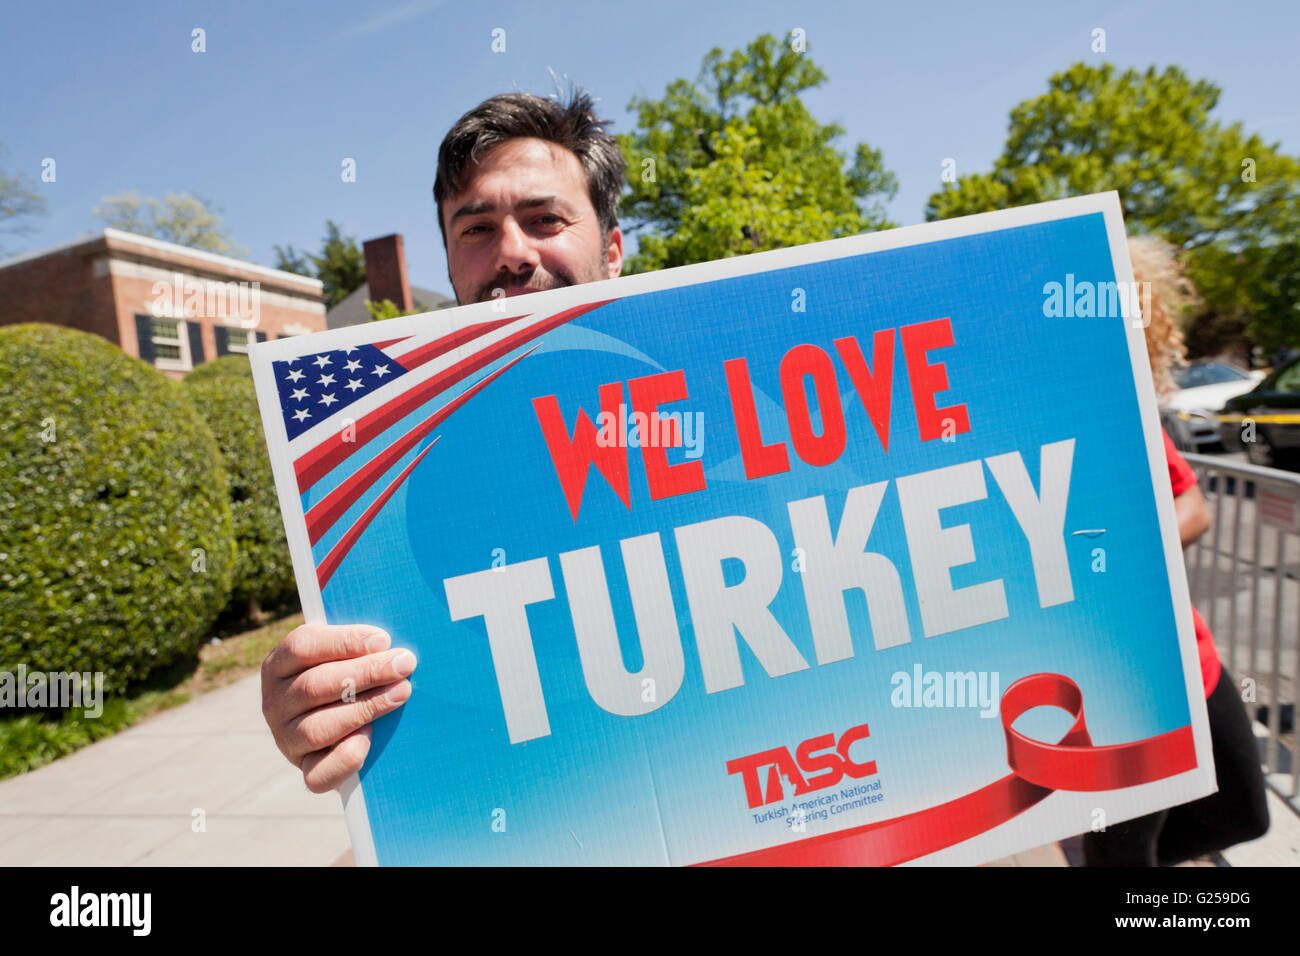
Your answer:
2,0 -> 1297,298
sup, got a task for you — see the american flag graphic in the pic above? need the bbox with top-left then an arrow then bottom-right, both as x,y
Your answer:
273,299 -> 615,591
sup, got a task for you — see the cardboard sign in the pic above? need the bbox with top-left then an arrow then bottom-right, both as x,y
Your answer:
251,193 -> 1215,866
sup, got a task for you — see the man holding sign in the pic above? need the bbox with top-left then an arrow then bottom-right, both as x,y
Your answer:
261,90 -> 626,793
256,86 -> 1222,866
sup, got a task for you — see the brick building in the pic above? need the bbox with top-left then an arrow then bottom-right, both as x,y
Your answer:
0,228 -> 327,378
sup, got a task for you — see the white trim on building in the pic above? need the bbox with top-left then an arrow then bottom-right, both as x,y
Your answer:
0,229 -> 325,293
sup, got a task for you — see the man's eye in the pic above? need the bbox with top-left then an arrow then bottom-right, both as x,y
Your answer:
463,224 -> 489,236
536,215 -> 562,226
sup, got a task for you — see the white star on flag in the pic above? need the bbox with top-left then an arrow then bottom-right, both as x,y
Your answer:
318,373 -> 336,387
313,354 -> 332,368
292,408 -> 311,421
286,368 -> 305,383
344,378 -> 363,392
319,393 -> 339,407
372,364 -> 391,378
290,388 -> 309,402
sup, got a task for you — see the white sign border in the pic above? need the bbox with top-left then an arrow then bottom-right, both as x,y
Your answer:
249,191 -> 1215,867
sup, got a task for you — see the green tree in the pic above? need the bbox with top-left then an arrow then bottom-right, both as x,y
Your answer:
0,143 -> 47,256
94,190 -> 248,257
619,32 -> 897,273
272,243 -> 313,277
275,220 -> 366,308
1183,240 -> 1300,357
924,63 -> 1300,354
364,298 -> 421,321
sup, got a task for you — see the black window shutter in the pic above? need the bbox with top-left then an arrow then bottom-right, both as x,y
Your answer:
249,331 -> 261,344
134,315 -> 156,365
186,322 -> 205,367
214,325 -> 229,356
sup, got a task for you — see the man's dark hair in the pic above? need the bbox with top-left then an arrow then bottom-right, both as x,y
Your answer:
433,88 -> 626,248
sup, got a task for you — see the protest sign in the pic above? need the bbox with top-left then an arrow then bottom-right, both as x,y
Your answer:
251,192 -> 1215,865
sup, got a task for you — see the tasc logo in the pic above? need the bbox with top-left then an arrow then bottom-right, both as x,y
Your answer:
726,723 -> 876,809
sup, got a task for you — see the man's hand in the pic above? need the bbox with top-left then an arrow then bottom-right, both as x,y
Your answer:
261,623 -> 417,793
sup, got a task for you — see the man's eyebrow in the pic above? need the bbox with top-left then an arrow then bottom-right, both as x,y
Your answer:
449,199 -> 494,224
515,195 -> 559,210
449,196 -> 569,224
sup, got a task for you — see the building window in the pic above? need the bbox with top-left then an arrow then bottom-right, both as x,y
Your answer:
224,328 -> 252,353
215,325 -> 259,356
150,318 -> 192,371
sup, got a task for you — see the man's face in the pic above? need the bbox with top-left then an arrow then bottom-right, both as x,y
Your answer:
442,137 -> 623,306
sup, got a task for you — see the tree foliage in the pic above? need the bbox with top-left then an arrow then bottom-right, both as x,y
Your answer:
94,190 -> 247,257
364,298 -> 422,321
274,220 -> 366,308
925,63 -> 1300,354
183,357 -> 297,620
272,244 -> 313,277
0,142 -> 47,256
618,33 -> 897,272
0,325 -> 235,694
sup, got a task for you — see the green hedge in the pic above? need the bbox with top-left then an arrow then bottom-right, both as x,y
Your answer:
0,324 -> 235,694
183,355 -> 296,616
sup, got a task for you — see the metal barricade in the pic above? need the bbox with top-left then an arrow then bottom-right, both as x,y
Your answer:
1184,453 -> 1299,813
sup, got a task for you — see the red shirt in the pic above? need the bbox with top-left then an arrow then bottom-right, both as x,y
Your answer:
1163,430 -> 1222,697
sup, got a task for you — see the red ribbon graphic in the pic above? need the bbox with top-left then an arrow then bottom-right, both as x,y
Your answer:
698,673 -> 1198,866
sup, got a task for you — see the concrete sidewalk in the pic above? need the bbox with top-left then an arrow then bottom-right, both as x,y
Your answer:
0,672 -> 349,866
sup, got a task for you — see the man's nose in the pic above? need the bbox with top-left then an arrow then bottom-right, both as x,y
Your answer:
494,218 -> 539,275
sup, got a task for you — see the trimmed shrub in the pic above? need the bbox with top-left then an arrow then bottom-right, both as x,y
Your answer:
0,324 -> 235,694
183,355 -> 296,617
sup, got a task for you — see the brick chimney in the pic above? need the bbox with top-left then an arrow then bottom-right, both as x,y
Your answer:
362,233 -> 413,312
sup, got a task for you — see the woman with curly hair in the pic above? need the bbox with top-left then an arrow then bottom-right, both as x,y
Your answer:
1081,235 -> 1270,865
1130,234 -> 1195,401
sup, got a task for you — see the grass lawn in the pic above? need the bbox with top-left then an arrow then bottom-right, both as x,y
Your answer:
0,611 -> 303,780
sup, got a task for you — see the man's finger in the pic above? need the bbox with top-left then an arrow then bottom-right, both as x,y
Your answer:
301,725 -> 373,794
282,649 -> 417,716
264,623 -> 391,680
284,679 -> 412,760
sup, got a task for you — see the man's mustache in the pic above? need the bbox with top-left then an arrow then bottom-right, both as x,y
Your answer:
475,269 -> 574,304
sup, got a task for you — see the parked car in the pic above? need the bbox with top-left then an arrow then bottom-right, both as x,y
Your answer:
1218,354 -> 1300,471
1162,360 -> 1266,452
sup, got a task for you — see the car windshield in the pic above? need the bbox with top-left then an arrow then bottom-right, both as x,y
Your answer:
1173,363 -> 1248,389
